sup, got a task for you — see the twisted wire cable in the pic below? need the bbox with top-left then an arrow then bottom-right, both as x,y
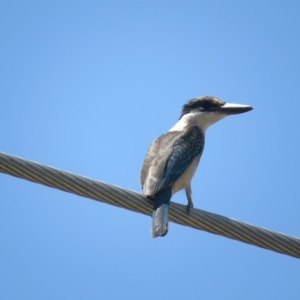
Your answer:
0,151 -> 299,258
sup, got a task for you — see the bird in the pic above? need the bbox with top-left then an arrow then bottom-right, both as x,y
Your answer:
140,96 -> 253,237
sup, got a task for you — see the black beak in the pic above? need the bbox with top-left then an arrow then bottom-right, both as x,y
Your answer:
216,102 -> 253,115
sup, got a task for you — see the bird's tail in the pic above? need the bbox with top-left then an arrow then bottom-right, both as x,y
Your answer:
151,187 -> 172,237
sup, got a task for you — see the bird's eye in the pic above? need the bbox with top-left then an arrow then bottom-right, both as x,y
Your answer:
201,101 -> 213,110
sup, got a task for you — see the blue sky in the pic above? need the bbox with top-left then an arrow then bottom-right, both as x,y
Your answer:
1,1 -> 300,299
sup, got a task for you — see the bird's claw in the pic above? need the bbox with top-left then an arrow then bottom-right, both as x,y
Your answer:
186,202 -> 193,215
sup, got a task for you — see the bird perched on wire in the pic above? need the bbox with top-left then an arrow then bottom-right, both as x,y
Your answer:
140,96 -> 253,237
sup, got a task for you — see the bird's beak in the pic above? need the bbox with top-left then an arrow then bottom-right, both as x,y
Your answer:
216,103 -> 253,115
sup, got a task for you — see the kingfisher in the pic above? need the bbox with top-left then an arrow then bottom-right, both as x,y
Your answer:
140,96 -> 253,237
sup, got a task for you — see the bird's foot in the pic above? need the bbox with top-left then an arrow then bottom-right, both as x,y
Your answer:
186,202 -> 193,215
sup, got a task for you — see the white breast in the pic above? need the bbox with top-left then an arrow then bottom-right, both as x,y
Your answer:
171,154 -> 200,194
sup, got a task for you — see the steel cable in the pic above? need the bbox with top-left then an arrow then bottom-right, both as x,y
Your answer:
0,151 -> 299,258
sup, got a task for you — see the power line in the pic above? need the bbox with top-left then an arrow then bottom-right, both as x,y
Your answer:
0,151 -> 299,258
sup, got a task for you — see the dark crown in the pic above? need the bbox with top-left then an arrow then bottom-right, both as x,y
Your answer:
180,96 -> 225,118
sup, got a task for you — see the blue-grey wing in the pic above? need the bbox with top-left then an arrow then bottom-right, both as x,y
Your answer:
140,125 -> 204,196
140,131 -> 179,192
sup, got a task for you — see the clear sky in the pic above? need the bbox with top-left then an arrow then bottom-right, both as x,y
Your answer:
1,1 -> 299,299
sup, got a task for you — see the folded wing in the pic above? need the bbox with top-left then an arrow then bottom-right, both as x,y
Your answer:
140,125 -> 204,197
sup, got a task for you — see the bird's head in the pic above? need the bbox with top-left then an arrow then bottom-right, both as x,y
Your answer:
177,96 -> 253,132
